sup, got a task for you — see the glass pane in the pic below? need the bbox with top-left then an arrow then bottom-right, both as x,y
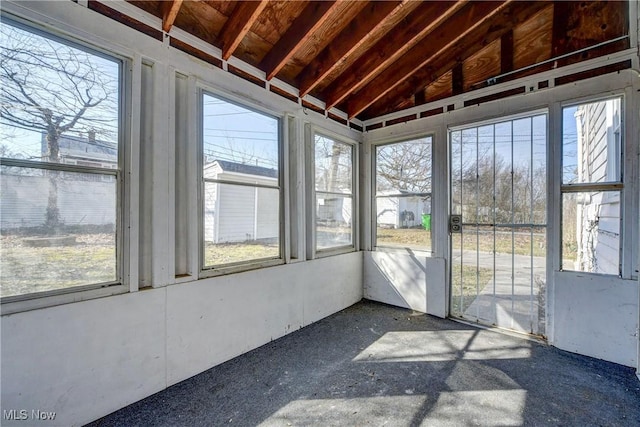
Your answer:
562,98 -> 622,184
375,136 -> 431,194
1,166 -> 117,297
315,135 -> 352,193
316,193 -> 352,249
532,115 -> 547,224
494,121 -> 512,225
375,137 -> 432,251
204,182 -> 280,267
562,191 -> 620,275
202,94 -> 279,179
0,21 -> 120,165
375,196 -> 431,251
450,130 -> 462,216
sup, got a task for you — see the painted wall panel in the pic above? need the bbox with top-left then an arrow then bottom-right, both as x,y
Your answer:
553,271 -> 638,367
1,254 -> 361,426
363,251 -> 446,317
1,290 -> 167,427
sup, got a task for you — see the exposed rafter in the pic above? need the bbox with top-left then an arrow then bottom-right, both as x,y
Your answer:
220,1 -> 269,61
362,1 -> 552,120
162,0 -> 183,33
346,1 -> 511,119
322,0 -> 468,111
259,1 -> 341,81
297,0 -> 415,98
122,0 -> 631,123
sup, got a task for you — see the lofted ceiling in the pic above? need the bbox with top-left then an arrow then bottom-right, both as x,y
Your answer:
120,0 -> 629,122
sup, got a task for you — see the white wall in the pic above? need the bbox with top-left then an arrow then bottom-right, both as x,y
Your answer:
1,253 -> 363,427
364,251 -> 446,318
553,272 -> 638,367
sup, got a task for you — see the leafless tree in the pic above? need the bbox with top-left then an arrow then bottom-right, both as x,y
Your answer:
0,23 -> 118,231
376,139 -> 431,194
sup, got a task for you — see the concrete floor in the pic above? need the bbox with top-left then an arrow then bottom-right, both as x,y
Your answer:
88,300 -> 640,426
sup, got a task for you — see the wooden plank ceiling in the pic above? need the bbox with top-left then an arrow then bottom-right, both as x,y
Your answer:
127,0 -> 629,122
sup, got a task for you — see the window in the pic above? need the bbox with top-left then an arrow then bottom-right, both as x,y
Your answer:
375,137 -> 432,252
561,97 -> 622,275
314,134 -> 354,251
201,93 -> 281,269
0,20 -> 122,299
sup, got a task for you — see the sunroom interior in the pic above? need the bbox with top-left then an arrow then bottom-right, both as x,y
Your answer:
1,1 -> 639,425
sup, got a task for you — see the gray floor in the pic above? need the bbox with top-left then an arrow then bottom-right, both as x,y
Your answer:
89,300 -> 640,426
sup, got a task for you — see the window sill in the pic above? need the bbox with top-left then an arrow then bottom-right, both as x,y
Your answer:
199,258 -> 284,278
1,283 -> 128,315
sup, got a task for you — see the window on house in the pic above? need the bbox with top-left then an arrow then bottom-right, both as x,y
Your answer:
201,93 -> 281,269
375,137 -> 432,252
0,19 -> 122,299
314,134 -> 354,251
561,97 -> 622,275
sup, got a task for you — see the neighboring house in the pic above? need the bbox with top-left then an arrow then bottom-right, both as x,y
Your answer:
1,132 -> 116,230
377,191 -> 430,229
204,160 -> 279,244
574,99 -> 621,274
41,130 -> 118,169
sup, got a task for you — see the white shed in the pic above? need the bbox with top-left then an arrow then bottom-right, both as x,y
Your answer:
203,160 -> 279,244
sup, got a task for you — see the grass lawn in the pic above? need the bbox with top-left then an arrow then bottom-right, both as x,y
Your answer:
204,241 -> 279,266
1,234 -> 116,298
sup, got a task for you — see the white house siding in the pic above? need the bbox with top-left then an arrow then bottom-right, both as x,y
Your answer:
203,165 -> 279,243
215,183 -> 255,243
204,181 -> 217,242
256,186 -> 279,240
575,99 -> 621,274
1,173 -> 115,229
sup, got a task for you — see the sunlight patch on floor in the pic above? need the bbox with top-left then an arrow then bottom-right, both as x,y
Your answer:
353,331 -> 531,363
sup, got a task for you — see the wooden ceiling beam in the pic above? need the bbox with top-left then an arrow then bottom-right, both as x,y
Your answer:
322,0 -> 468,111
346,1 -> 511,119
220,1 -> 269,61
260,1 -> 341,81
162,0 -> 183,33
362,1 -> 551,120
297,0 -> 414,98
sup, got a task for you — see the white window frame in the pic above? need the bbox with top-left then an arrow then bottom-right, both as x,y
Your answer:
560,95 -> 625,277
307,128 -> 359,258
0,14 -> 130,312
198,89 -> 285,278
372,135 -> 434,254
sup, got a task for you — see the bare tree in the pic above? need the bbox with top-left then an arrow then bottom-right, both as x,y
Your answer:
0,23 -> 118,231
376,139 -> 431,194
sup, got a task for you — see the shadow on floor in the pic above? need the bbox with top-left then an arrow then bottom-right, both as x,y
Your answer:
88,300 -> 640,426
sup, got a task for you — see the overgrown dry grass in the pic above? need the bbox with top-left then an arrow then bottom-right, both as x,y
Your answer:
376,227 -> 432,249
204,242 -> 279,266
0,234 -> 116,298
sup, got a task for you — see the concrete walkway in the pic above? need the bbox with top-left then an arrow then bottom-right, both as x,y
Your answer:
88,301 -> 639,426
452,250 -> 546,335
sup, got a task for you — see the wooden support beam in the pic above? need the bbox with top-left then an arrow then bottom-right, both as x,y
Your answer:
501,30 -> 514,73
297,0 -> 414,97
452,63 -> 464,95
162,0 -> 183,33
322,0 -> 468,110
260,1 -> 341,81
347,1 -> 509,118
220,1 -> 269,61
361,1 -> 549,120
